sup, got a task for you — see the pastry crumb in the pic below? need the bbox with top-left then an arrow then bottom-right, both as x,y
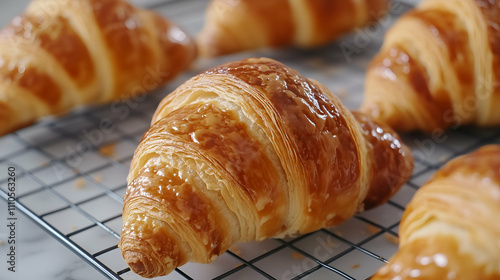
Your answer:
229,245 -> 241,256
291,252 -> 304,260
384,233 -> 399,244
351,264 -> 360,269
94,173 -> 103,183
99,143 -> 116,158
0,240 -> 5,246
367,224 -> 380,234
71,225 -> 78,231
74,177 -> 86,189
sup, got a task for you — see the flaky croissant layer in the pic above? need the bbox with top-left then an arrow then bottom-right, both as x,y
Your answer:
119,57 -> 413,278
197,0 -> 389,57
373,145 -> 500,280
0,0 -> 197,135
361,0 -> 500,132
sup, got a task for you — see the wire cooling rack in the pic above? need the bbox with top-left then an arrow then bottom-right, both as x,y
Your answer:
2,0 -> 499,279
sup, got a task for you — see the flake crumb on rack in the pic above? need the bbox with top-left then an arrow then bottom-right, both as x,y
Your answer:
291,252 -> 304,260
74,178 -> 86,189
367,224 -> 380,234
93,173 -> 103,183
99,143 -> 116,159
384,233 -> 399,244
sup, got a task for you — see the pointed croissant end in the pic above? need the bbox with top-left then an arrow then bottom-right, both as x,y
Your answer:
120,162 -> 237,278
352,112 -> 414,210
119,222 -> 185,278
121,250 -> 157,278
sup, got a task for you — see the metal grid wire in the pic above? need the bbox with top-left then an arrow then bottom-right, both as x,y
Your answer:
1,0 -> 497,279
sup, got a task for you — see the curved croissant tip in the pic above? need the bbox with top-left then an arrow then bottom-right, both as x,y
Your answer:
123,250 -> 155,278
197,31 -> 227,57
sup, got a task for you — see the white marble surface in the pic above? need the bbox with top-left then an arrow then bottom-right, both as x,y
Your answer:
0,199 -> 107,280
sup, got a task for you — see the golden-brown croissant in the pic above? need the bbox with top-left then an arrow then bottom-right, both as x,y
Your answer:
372,145 -> 500,280
0,0 -> 197,136
361,0 -> 500,132
197,0 -> 389,57
118,57 -> 414,278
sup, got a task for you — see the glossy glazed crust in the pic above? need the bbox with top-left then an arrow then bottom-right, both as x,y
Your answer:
119,57 -> 413,278
351,112 -> 413,210
0,0 -> 197,136
372,145 -> 500,280
197,0 -> 389,57
361,0 -> 500,132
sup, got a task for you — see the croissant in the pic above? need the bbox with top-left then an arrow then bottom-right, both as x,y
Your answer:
372,145 -> 500,280
360,0 -> 500,132
118,57 -> 414,278
0,0 -> 197,136
197,0 -> 389,57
